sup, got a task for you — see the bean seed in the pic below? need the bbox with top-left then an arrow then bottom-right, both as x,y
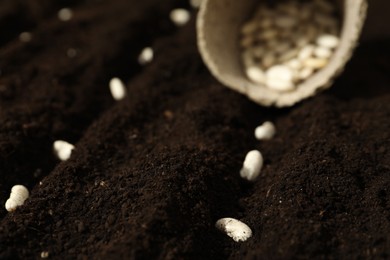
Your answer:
246,67 -> 266,85
274,42 -> 291,54
262,52 -> 276,68
303,57 -> 328,69
239,0 -> 340,88
259,18 -> 272,29
109,78 -> 126,101
19,32 -> 32,42
285,58 -> 301,71
251,46 -> 265,58
240,150 -> 263,181
317,34 -> 340,48
58,8 -> 73,21
254,121 -> 276,140
240,36 -> 255,48
242,50 -> 256,67
275,15 -> 297,28
259,29 -> 278,41
298,45 -> 315,61
170,9 -> 191,27
266,65 -> 293,82
40,251 -> 49,258
215,218 -> 252,242
314,46 -> 332,58
266,78 -> 295,92
138,47 -> 154,65
241,20 -> 259,35
278,48 -> 299,63
5,185 -> 29,212
53,140 -> 75,161
298,67 -> 314,80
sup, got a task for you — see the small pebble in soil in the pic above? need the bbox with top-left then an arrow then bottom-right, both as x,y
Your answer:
170,8 -> 191,27
109,77 -> 127,101
5,185 -> 29,212
138,47 -> 154,65
255,121 -> 276,140
40,251 -> 49,258
58,8 -> 73,22
215,218 -> 252,242
53,140 -> 75,161
240,150 -> 263,181
19,32 -> 32,42
239,0 -> 340,91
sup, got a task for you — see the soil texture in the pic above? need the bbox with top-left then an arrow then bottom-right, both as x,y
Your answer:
0,0 -> 389,259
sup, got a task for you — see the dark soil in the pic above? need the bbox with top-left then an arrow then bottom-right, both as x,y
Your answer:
0,0 -> 389,259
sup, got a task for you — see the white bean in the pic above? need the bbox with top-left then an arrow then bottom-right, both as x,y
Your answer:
314,46 -> 332,58
19,32 -> 32,42
240,150 -> 263,181
240,36 -> 255,48
265,65 -> 295,91
251,46 -> 265,58
215,218 -> 252,242
278,28 -> 292,40
109,78 -> 126,101
298,67 -> 314,80
53,140 -> 75,161
275,15 -> 297,28
5,185 -> 29,212
285,58 -> 302,71
138,47 -> 154,65
40,251 -> 49,258
242,50 -> 256,67
238,0 -> 340,89
316,34 -> 340,49
254,121 -> 276,140
259,17 -> 272,29
246,67 -> 266,85
303,57 -> 328,69
262,52 -> 276,68
259,29 -> 278,41
58,8 -> 73,21
274,42 -> 291,54
295,34 -> 309,48
266,65 -> 294,82
298,45 -> 315,61
241,20 -> 259,35
266,78 -> 295,92
278,48 -> 299,63
170,9 -> 191,27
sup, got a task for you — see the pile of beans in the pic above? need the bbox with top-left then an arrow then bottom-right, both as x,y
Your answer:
240,0 -> 340,92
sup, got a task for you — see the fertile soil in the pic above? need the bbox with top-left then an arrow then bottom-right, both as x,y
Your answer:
0,0 -> 389,259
